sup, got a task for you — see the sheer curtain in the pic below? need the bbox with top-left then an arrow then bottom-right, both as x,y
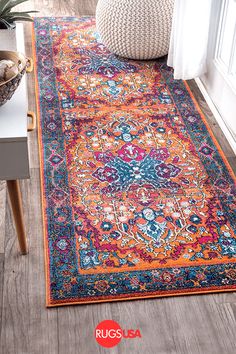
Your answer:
167,0 -> 213,80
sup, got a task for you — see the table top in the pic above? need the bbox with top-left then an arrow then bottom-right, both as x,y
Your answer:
0,24 -> 28,141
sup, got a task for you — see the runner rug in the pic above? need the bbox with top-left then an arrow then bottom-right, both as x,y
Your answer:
33,17 -> 236,306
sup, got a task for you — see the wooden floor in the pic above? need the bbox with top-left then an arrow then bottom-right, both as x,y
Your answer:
0,1 -> 236,353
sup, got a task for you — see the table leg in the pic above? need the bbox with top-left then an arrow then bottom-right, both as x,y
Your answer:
6,180 -> 28,255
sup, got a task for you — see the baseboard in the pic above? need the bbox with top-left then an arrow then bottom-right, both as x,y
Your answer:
195,77 -> 236,155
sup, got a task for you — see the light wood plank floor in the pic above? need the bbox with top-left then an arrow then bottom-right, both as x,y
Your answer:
0,1 -> 236,353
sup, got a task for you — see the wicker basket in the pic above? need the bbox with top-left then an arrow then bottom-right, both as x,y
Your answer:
0,51 -> 31,107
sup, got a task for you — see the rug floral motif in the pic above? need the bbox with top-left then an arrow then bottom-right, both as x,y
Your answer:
33,17 -> 236,306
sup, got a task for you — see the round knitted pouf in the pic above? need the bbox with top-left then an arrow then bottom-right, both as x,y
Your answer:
96,0 -> 174,60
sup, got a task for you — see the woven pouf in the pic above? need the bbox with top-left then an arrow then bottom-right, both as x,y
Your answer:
96,0 -> 174,60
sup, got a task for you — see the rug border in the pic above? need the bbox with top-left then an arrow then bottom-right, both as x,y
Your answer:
32,19 -> 236,308
32,23 -> 51,307
184,81 -> 236,182
44,286 -> 236,307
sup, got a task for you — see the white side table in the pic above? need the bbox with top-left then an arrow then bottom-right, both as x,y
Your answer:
0,24 -> 35,254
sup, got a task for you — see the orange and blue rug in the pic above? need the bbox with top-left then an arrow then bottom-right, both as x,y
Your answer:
33,17 -> 236,307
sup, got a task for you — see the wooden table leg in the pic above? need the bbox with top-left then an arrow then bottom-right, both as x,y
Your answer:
6,180 -> 28,255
